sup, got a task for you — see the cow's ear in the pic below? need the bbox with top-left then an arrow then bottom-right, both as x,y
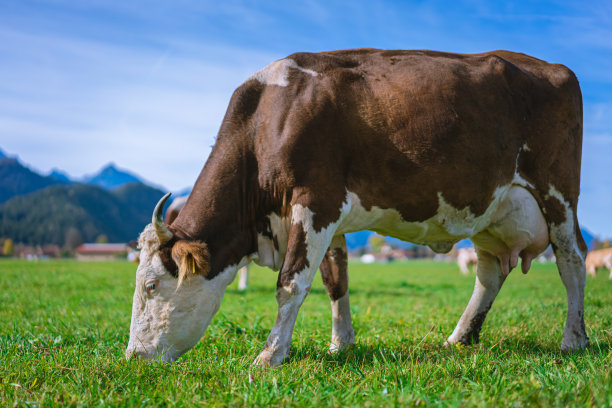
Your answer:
171,241 -> 210,283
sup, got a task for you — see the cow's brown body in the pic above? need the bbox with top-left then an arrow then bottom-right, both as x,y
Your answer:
127,49 -> 588,366
171,49 -> 583,272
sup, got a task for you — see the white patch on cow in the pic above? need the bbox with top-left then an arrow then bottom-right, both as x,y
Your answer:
511,147 -> 534,189
329,293 -> 355,353
253,213 -> 291,271
247,58 -> 318,87
336,188 -> 509,247
255,233 -> 277,269
126,224 -> 246,362
546,185 -> 584,262
512,172 -> 534,189
339,186 -> 547,275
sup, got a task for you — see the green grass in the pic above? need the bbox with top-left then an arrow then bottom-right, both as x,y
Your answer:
1,258 -> 612,407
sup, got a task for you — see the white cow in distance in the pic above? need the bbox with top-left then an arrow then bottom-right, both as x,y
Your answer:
586,248 -> 612,279
457,248 -> 478,275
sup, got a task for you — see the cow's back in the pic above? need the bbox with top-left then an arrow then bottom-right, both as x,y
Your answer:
238,49 -> 582,228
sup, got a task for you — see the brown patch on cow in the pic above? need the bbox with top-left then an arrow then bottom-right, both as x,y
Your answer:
320,245 -> 349,301
158,240 -> 179,277
171,241 -> 211,280
277,222 -> 309,289
542,194 -> 568,226
169,49 -> 583,278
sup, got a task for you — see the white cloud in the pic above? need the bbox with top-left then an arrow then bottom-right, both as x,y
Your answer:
0,26 -> 277,190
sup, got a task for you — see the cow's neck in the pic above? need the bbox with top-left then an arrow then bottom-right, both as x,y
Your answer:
170,137 -> 270,278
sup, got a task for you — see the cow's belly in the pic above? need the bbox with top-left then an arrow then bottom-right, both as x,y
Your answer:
255,185 -> 549,274
336,189 -> 511,248
337,186 -> 549,271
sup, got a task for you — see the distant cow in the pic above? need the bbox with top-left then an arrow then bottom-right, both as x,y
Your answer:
457,248 -> 478,275
164,195 -> 188,225
165,195 -> 249,290
127,49 -> 588,366
586,248 -> 612,278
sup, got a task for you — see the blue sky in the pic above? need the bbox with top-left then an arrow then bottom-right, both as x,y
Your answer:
0,1 -> 611,236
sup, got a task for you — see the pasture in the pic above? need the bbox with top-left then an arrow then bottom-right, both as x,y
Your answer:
1,258 -> 612,407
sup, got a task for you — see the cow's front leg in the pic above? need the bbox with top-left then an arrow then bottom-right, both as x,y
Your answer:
319,235 -> 355,353
254,210 -> 335,367
446,248 -> 505,345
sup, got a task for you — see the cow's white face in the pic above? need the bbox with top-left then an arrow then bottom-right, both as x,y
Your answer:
125,224 -> 238,362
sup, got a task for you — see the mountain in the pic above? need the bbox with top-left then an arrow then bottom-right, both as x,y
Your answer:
173,187 -> 192,198
580,227 -> 595,250
48,168 -> 72,183
113,182 -> 169,213
0,157 -> 67,204
83,163 -> 143,190
0,182 -> 166,246
0,148 -> 5,158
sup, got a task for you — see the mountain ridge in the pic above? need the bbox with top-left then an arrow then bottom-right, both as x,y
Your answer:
0,182 -> 166,246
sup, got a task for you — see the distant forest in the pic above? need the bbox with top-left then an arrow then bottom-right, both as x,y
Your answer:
0,182 -> 165,246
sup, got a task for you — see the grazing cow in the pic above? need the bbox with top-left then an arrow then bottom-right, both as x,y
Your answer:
127,49 -> 588,366
166,195 -> 249,290
457,248 -> 478,275
585,248 -> 612,278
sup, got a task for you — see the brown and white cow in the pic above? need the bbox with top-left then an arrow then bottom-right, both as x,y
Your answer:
127,49 -> 588,366
585,248 -> 612,278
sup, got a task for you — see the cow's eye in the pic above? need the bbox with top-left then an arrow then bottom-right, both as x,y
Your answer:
145,280 -> 159,295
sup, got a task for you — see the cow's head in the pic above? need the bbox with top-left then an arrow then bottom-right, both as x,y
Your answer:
125,193 -> 239,362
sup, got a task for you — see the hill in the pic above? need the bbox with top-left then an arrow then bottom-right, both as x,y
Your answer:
48,168 -> 72,183
83,163 -> 143,190
0,182 -> 166,246
0,157 -> 67,204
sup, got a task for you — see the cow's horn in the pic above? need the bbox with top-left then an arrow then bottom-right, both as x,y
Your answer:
152,192 -> 173,244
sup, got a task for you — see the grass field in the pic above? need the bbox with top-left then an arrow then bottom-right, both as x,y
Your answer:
1,258 -> 612,407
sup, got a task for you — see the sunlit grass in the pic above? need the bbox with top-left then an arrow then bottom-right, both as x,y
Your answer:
1,259 -> 611,406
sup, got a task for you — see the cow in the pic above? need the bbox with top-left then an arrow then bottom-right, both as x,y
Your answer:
457,247 -> 478,275
585,248 -> 612,278
126,49 -> 588,366
165,196 -> 251,291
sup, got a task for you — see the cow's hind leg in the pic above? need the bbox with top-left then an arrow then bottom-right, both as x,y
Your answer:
546,204 -> 589,351
319,235 -> 355,353
446,248 -> 505,345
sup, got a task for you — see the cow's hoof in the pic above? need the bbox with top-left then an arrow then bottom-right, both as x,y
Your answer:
253,350 -> 285,367
328,341 -> 355,354
561,333 -> 589,352
443,340 -> 464,348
